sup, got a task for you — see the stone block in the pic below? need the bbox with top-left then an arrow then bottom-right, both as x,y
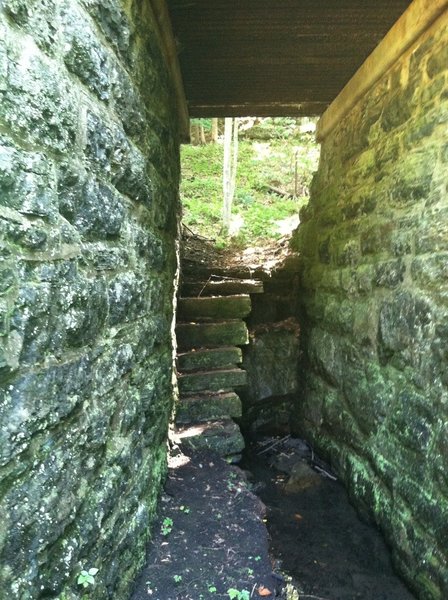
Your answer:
2,0 -> 59,54
1,31 -> 79,153
176,391 -> 242,424
243,325 -> 300,403
390,147 -> 436,204
181,277 -> 263,297
374,260 -> 406,288
176,320 -> 249,349
61,2 -> 111,101
178,368 -> 247,394
178,294 -> 251,320
381,87 -> 414,132
415,208 -> 448,254
360,223 -> 393,255
112,63 -> 147,140
284,461 -> 321,493
177,419 -> 245,458
80,0 -> 131,65
177,347 -> 242,372
107,272 -> 144,326
85,111 -> 153,206
59,173 -> 124,239
378,292 -> 432,365
0,136 -> 58,218
411,254 -> 448,287
427,41 -> 448,79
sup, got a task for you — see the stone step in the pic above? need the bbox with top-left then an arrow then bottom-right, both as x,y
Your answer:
181,278 -> 264,297
178,294 -> 251,320
178,368 -> 247,394
176,419 -> 245,459
177,346 -> 242,372
176,320 -> 249,350
176,391 -> 242,424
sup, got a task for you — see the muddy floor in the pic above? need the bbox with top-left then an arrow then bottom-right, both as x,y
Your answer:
131,447 -> 279,600
131,436 -> 416,600
242,437 -> 416,600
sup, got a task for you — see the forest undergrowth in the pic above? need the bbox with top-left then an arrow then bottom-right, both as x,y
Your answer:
180,117 -> 320,250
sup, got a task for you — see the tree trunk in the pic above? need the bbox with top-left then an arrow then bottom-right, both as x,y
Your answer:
211,118 -> 219,143
222,117 -> 238,235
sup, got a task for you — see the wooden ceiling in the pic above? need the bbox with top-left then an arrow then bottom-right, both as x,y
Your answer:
166,0 -> 413,117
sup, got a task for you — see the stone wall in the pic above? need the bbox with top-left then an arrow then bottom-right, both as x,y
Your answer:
292,15 -> 448,600
0,1 -> 180,598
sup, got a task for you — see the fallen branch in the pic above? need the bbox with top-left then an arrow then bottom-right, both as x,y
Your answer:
257,435 -> 290,455
313,465 -> 337,481
267,185 -> 293,199
182,223 -> 215,241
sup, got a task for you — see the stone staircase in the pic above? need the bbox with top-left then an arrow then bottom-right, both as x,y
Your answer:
175,277 -> 263,461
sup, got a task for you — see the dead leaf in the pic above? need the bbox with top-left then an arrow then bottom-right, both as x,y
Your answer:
258,586 -> 272,596
294,513 -> 303,521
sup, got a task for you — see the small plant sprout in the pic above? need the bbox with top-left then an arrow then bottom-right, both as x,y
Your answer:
254,555 -> 261,561
208,584 -> 217,593
161,517 -> 173,536
179,505 -> 190,514
77,567 -> 99,589
227,588 -> 250,600
173,574 -> 182,583
247,567 -> 254,576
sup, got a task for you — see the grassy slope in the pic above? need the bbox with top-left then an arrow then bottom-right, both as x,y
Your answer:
180,119 -> 320,248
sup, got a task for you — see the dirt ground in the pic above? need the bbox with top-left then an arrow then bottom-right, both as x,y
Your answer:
130,438 -> 415,600
243,437 -> 416,600
131,446 -> 280,600
180,227 -> 294,277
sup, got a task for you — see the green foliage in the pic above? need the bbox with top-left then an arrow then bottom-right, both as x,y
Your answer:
161,517 -> 173,536
180,117 -> 319,248
77,567 -> 99,589
227,588 -> 250,600
173,574 -> 182,583
191,118 -> 213,132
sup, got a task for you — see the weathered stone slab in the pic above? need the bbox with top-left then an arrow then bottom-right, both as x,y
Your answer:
178,294 -> 251,320
177,347 -> 242,372
176,320 -> 249,349
182,278 -> 263,297
178,368 -> 247,394
176,391 -> 242,424
176,419 -> 245,457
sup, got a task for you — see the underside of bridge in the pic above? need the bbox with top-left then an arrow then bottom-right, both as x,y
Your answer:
166,0 -> 412,118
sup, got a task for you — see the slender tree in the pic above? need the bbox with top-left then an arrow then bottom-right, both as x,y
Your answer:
211,118 -> 219,143
222,117 -> 239,234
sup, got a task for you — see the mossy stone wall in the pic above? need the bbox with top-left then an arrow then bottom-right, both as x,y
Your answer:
0,0 -> 180,598
292,17 -> 448,600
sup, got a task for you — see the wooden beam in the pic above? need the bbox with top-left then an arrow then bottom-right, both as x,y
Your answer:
189,102 -> 328,118
149,0 -> 190,142
317,0 -> 448,141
